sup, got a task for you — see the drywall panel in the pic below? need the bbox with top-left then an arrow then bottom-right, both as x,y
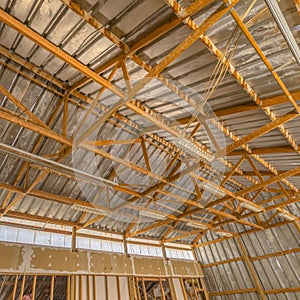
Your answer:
0,243 -> 24,271
171,260 -> 199,277
88,275 -> 94,299
30,247 -> 89,273
81,275 -> 88,299
107,276 -> 118,300
90,252 -> 133,274
172,278 -> 185,300
95,276 -> 106,299
133,256 -> 167,276
119,277 -> 130,300
75,275 -> 80,300
0,242 -> 202,278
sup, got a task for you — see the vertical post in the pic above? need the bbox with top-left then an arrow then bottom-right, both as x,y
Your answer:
92,276 -> 96,300
179,278 -> 188,300
19,275 -> 26,300
161,244 -> 168,260
67,275 -> 71,300
70,275 -> 76,300
191,279 -> 197,298
50,275 -> 55,300
72,226 -> 77,252
159,278 -> 166,300
32,275 -> 37,300
192,247 -> 198,262
123,235 -> 129,257
167,278 -> 178,300
236,236 -> 267,300
12,275 -> 18,300
135,277 -> 141,300
161,244 -> 169,260
294,220 -> 300,233
131,277 -> 138,300
199,277 -> 210,300
141,277 -> 148,300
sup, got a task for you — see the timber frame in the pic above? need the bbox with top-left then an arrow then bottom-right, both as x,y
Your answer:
0,0 -> 299,243
0,1 -> 299,298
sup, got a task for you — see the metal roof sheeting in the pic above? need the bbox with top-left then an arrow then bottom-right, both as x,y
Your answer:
0,0 -> 299,285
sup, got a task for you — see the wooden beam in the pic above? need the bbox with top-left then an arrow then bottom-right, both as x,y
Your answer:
181,0 -> 215,18
32,275 -> 37,300
251,247 -> 300,261
175,94 -> 300,124
202,247 -> 300,269
141,138 -> 152,172
0,9 -> 124,98
50,275 -> 55,300
0,108 -> 170,188
65,0 -> 221,92
226,146 -> 296,156
217,111 -> 299,157
32,0 -> 300,197
72,226 -> 77,252
166,0 -> 299,155
0,84 -> 49,129
1,44 -> 248,196
209,288 -> 257,296
196,220 -> 293,247
128,0 -> 240,99
209,287 -> 300,296
1,209 -> 78,227
265,287 -> 300,294
209,165 -> 300,208
247,155 -> 264,182
262,90 -> 300,107
211,118 -> 298,192
294,0 -> 300,13
202,257 -> 243,268
228,4 -> 300,113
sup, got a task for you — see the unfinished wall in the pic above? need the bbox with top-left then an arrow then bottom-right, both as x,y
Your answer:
196,223 -> 300,300
0,241 -> 203,278
0,242 -> 211,299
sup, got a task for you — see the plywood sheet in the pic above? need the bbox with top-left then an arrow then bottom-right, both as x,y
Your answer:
171,260 -> 198,277
30,247 -> 88,272
133,256 -> 166,276
90,252 -> 133,274
0,243 -> 24,271
119,277 -> 130,300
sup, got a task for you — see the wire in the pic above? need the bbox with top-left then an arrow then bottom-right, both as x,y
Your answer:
53,28 -> 103,77
181,0 -> 261,138
73,28 -> 102,56
17,93 -> 42,118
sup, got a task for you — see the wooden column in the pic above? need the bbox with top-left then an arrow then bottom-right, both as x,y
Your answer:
162,244 -> 168,260
71,226 -> 77,252
236,236 -> 267,300
123,235 -> 129,257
